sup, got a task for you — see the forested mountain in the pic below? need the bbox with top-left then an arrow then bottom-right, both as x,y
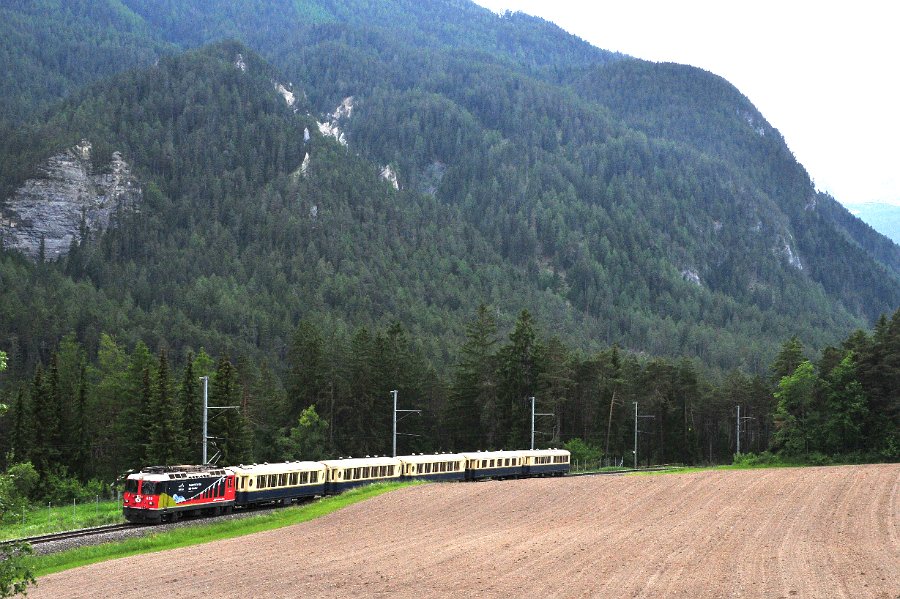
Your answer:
0,0 -> 898,476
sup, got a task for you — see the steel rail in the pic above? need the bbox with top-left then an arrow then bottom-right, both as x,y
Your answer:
0,522 -> 142,547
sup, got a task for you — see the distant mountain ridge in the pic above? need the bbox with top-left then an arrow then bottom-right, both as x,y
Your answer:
0,0 -> 897,375
845,202 -> 900,245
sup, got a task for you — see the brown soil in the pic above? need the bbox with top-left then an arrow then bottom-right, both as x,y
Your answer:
31,464 -> 899,598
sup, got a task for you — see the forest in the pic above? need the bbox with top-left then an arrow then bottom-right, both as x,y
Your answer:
0,305 -> 897,507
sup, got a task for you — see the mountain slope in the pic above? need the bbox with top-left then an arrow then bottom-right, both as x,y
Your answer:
0,41 -> 605,372
0,0 -> 897,375
0,0 -> 174,124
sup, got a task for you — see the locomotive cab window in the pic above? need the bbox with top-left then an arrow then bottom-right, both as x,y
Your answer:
126,480 -> 138,493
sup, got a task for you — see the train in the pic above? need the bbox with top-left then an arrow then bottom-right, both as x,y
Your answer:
122,448 -> 571,523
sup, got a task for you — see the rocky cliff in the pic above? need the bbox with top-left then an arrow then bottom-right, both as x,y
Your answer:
0,140 -> 141,260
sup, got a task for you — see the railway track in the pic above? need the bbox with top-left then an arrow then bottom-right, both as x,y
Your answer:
0,523 -> 143,548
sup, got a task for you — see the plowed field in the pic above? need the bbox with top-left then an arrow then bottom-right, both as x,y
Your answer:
32,464 -> 899,598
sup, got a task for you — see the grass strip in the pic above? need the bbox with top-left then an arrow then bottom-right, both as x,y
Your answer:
1,501 -> 123,541
31,481 -> 416,577
627,462 -> 811,476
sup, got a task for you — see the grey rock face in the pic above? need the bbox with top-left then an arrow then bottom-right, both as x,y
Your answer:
0,140 -> 141,260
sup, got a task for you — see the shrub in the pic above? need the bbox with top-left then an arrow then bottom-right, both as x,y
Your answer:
7,462 -> 38,501
564,438 -> 603,469
0,541 -> 35,598
0,462 -> 39,520
42,471 -> 111,504
732,451 -> 783,467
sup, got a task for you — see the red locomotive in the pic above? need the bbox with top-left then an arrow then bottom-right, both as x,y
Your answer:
123,465 -> 236,523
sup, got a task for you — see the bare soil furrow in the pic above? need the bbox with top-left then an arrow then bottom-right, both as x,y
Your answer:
29,465 -> 900,598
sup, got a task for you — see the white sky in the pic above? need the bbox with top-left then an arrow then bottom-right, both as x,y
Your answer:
473,0 -> 900,206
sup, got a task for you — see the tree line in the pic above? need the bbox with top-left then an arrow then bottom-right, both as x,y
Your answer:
1,306 -> 896,502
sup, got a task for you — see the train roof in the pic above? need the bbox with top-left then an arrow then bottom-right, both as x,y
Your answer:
129,465 -> 229,481
319,456 -> 402,468
229,461 -> 325,475
459,450 -> 530,460
523,448 -> 570,456
396,453 -> 466,464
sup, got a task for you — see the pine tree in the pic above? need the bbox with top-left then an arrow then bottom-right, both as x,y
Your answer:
339,327 -> 374,457
122,340 -> 154,468
448,304 -> 498,450
822,353 -> 869,454
537,336 -> 572,447
139,366 -> 153,464
28,366 -> 56,475
92,333 -> 131,479
9,389 -> 28,462
147,349 -> 178,465
210,356 -> 251,464
177,353 -> 202,463
497,309 -> 545,449
46,353 -> 65,469
772,336 -> 805,381
248,360 -> 289,462
287,320 -> 325,421
72,366 -> 91,480
772,361 -> 818,455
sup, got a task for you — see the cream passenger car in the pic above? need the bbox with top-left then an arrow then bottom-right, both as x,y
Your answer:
231,461 -> 326,505
320,456 -> 402,493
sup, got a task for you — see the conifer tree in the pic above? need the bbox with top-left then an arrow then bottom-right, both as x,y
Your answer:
448,304 -> 498,450
340,327 -> 374,456
497,309 -> 545,449
772,336 -> 805,381
210,356 -> 251,464
772,361 -> 818,455
822,353 -> 869,454
9,389 -> 28,462
46,353 -> 65,469
28,366 -> 56,475
248,360 -> 289,461
72,366 -> 91,480
287,320 -> 325,421
178,353 -> 202,463
139,366 -> 153,464
537,336 -> 573,447
148,349 -> 178,465
93,333 -> 131,479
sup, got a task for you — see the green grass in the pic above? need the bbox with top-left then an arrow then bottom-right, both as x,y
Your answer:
626,462 -> 809,476
30,482 -> 415,577
0,500 -> 123,541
